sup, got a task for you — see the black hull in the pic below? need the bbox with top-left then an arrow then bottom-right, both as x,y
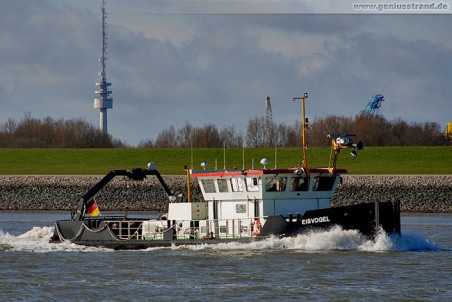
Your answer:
261,200 -> 401,238
50,201 -> 400,250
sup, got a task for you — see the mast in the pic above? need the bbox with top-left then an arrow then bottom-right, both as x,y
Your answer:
292,93 -> 309,174
94,0 -> 113,135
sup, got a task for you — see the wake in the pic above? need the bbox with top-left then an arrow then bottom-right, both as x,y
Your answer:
0,226 -> 110,252
0,225 -> 442,253
182,226 -> 442,252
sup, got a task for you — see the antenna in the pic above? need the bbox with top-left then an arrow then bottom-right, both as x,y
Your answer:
242,144 -> 245,170
190,141 -> 193,169
223,141 -> 226,170
94,0 -> 113,135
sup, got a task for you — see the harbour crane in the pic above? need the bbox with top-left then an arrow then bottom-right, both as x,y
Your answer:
362,94 -> 384,115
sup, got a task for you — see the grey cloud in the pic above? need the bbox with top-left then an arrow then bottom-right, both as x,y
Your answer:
1,1 -> 451,145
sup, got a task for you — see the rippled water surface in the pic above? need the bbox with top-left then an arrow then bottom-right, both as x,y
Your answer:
0,212 -> 450,301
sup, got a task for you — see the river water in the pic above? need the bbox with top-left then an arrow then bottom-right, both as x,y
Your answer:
0,212 -> 450,301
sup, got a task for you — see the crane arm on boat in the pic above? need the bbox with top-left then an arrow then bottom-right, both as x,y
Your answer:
72,165 -> 174,221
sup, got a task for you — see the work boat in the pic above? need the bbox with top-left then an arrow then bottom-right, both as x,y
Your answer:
50,93 -> 401,250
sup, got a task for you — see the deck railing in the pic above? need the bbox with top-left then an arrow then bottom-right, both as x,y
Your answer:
104,217 -> 265,241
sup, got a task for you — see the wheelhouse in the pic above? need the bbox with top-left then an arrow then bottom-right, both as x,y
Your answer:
191,167 -> 347,221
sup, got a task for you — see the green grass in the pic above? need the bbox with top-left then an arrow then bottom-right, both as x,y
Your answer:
0,146 -> 450,175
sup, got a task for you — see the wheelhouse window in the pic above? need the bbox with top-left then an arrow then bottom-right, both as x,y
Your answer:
230,177 -> 244,192
290,176 -> 309,191
265,176 -> 287,192
217,179 -> 229,193
201,179 -> 216,193
246,177 -> 260,192
313,176 -> 336,191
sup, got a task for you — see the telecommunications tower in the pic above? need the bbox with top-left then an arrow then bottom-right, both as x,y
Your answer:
94,0 -> 113,135
266,96 -> 274,146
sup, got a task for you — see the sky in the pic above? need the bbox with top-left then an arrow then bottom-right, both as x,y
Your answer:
0,0 -> 451,146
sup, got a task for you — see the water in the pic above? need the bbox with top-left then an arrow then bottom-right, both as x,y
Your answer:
0,212 -> 450,301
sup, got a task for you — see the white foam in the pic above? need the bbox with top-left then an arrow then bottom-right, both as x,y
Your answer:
177,226 -> 442,252
18,226 -> 55,240
0,226 -> 111,252
174,226 -> 369,251
0,226 -> 441,253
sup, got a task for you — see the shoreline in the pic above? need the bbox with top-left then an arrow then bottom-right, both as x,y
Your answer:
0,175 -> 450,213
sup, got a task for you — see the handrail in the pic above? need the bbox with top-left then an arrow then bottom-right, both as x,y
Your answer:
103,217 -> 268,241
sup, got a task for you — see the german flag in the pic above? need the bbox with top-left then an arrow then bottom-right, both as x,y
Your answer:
86,199 -> 100,216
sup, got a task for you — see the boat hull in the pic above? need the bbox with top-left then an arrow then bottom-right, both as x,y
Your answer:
50,201 -> 400,250
261,200 -> 401,238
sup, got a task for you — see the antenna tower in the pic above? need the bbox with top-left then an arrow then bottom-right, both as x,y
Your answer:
266,96 -> 274,146
94,0 -> 113,135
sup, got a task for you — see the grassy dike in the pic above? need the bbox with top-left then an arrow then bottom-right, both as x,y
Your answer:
0,147 -> 450,212
0,146 -> 451,175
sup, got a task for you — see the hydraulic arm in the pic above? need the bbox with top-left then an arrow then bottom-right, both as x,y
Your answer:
72,166 -> 174,220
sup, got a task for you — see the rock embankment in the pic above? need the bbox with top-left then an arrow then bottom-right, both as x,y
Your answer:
0,175 -> 450,213
333,175 -> 451,213
0,175 -> 194,212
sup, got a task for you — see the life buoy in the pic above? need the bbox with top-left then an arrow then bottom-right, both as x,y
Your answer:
252,219 -> 262,236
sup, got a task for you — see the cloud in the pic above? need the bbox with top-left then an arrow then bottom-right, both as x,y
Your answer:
320,32 -> 452,122
0,1 -> 98,120
1,1 -> 451,146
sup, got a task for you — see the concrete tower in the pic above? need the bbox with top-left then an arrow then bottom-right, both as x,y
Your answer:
94,0 -> 113,135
